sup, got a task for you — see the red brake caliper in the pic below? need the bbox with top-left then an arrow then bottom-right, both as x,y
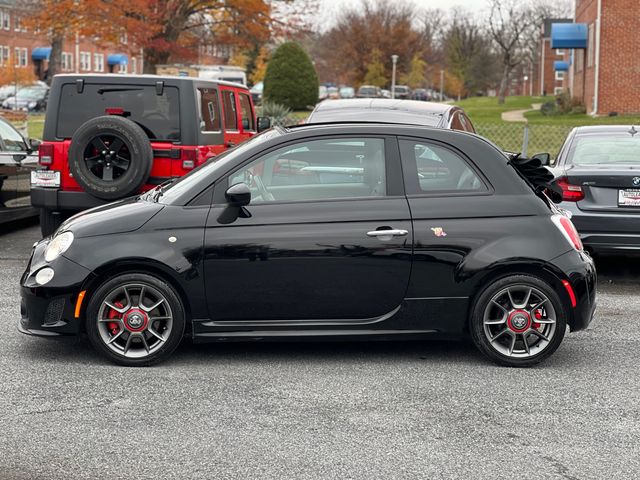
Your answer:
107,301 -> 124,335
533,309 -> 543,329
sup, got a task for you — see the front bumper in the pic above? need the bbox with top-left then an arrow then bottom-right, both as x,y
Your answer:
551,249 -> 597,331
19,240 -> 96,337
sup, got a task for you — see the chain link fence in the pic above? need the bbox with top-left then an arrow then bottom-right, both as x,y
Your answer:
475,123 -> 574,157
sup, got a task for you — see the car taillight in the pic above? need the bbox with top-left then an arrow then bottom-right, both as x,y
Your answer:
552,214 -> 583,251
555,177 -> 584,202
182,148 -> 197,170
39,143 -> 53,165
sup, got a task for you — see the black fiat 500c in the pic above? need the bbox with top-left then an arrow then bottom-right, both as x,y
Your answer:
19,124 -> 596,367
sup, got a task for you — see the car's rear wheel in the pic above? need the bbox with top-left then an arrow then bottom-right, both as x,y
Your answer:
470,275 -> 567,367
68,116 -> 153,201
86,273 -> 185,366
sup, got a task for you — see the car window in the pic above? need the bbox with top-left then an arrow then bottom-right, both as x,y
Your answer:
399,139 -> 486,194
228,137 -> 386,204
239,93 -> 255,131
222,90 -> 238,131
460,114 -> 475,133
56,83 -> 181,141
198,87 -> 220,132
0,120 -> 26,151
568,134 -> 640,165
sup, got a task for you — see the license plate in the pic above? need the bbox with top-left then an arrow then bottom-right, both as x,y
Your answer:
618,189 -> 640,207
31,170 -> 60,188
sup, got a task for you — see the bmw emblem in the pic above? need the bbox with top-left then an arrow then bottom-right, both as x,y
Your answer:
632,177 -> 640,187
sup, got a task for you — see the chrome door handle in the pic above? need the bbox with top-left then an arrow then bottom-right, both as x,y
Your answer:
366,229 -> 409,238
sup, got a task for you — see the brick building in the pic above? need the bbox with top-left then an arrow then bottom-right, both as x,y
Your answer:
552,0 -> 640,115
536,18 -> 572,96
0,0 -> 141,81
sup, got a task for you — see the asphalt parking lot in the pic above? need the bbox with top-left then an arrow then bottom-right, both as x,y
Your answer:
1,220 -> 638,480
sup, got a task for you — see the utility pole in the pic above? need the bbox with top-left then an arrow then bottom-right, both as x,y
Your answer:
391,55 -> 398,99
439,69 -> 444,101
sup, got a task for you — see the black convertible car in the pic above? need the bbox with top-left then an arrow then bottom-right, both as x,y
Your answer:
19,124 -> 596,367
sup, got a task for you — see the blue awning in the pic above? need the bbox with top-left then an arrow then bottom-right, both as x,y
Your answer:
31,47 -> 51,61
551,23 -> 588,49
107,54 -> 128,66
554,61 -> 569,72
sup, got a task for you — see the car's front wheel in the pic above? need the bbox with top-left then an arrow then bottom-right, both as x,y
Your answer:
86,273 -> 185,366
470,274 -> 567,367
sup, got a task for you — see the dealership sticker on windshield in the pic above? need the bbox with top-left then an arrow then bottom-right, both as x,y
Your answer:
618,189 -> 640,207
31,170 -> 60,188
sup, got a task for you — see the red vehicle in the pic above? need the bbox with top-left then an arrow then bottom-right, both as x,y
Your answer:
31,74 -> 270,236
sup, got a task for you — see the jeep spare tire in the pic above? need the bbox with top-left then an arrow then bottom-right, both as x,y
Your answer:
68,116 -> 153,200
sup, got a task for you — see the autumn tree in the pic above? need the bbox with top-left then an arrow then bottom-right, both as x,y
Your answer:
363,49 -> 386,88
248,47 -> 270,85
403,54 -> 427,89
313,1 -> 426,86
0,64 -> 37,87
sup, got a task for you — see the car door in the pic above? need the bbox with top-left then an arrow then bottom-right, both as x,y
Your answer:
202,135 -> 412,322
219,86 -> 243,150
237,90 -> 255,143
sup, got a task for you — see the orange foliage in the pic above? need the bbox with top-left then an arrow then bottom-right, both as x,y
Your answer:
0,65 -> 37,86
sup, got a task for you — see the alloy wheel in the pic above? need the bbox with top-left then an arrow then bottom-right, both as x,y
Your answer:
96,283 -> 173,359
482,284 -> 557,358
83,135 -> 131,182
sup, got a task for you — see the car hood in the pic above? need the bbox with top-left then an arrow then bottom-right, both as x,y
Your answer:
60,196 -> 164,238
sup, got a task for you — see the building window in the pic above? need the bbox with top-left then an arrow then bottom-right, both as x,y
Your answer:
587,23 -> 595,68
14,47 -> 27,67
0,46 -> 9,66
80,52 -> 91,71
131,56 -> 137,74
555,71 -> 565,81
554,87 -> 564,95
0,10 -> 9,30
556,49 -> 565,56
118,63 -> 127,74
62,52 -> 74,71
94,53 -> 104,72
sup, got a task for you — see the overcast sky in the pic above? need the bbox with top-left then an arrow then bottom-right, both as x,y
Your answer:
317,0 -> 486,29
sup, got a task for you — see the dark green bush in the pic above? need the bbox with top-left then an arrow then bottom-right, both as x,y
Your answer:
263,42 -> 319,110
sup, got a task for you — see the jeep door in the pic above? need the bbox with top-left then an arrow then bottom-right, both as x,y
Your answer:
219,86 -> 244,150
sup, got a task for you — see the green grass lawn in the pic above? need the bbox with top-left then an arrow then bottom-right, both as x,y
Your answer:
456,96 -> 545,122
524,109 -> 640,126
27,114 -> 45,139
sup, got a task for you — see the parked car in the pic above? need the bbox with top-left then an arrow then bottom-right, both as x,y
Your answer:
393,85 -> 411,99
2,85 -> 49,112
380,89 -> 391,99
411,88 -> 430,101
306,99 -> 476,133
31,74 -> 270,237
0,85 -> 18,102
356,85 -> 381,98
19,123 -> 596,367
319,86 -> 328,101
249,81 -> 263,105
0,117 -> 39,224
339,86 -> 355,99
327,86 -> 340,99
545,125 -> 640,255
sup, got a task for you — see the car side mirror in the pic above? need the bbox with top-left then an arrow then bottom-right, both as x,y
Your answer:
225,182 -> 251,207
257,116 -> 271,132
28,138 -> 41,153
531,152 -> 551,166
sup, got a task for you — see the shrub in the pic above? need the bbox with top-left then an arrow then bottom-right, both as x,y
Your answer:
263,42 -> 319,111
540,101 -> 557,116
258,101 -> 293,127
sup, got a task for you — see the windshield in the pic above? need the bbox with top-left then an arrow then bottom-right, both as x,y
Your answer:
569,134 -> 640,165
156,128 -> 284,204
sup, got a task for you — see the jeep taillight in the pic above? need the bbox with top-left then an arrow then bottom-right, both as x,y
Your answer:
555,177 -> 585,202
551,214 -> 584,251
39,143 -> 53,165
182,148 -> 197,170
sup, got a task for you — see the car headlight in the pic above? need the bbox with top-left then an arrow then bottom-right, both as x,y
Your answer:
28,101 -> 37,109
44,231 -> 74,262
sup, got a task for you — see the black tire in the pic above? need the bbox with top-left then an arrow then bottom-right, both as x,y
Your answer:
68,116 -> 153,201
39,209 -> 66,237
86,273 -> 186,367
470,274 -> 567,367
